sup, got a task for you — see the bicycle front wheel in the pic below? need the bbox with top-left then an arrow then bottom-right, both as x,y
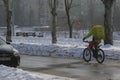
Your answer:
96,49 -> 105,64
83,48 -> 91,62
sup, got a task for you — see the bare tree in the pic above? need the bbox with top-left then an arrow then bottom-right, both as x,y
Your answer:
64,0 -> 73,38
49,0 -> 57,43
101,0 -> 116,45
3,0 -> 12,42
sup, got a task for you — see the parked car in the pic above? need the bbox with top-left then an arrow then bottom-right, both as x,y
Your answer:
0,37 -> 20,67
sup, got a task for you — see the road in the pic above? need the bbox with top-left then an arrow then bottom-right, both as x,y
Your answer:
19,55 -> 120,80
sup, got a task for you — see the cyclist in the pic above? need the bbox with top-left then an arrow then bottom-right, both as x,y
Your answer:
83,25 -> 105,57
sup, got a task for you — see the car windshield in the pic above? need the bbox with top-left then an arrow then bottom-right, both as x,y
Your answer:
0,37 -> 6,45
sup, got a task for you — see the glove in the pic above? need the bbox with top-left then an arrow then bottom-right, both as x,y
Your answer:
83,37 -> 86,41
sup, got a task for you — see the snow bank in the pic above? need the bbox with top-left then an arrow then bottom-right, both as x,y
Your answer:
0,65 -> 75,80
11,36 -> 120,60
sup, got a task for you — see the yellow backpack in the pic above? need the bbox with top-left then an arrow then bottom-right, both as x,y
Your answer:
92,25 -> 105,40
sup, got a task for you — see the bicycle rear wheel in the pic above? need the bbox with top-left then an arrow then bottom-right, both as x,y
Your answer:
96,49 -> 105,64
83,48 -> 91,62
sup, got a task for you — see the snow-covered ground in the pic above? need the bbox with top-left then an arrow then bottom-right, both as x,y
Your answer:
0,65 -> 74,80
11,33 -> 120,60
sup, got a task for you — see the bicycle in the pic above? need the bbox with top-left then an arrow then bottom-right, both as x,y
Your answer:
83,40 -> 105,64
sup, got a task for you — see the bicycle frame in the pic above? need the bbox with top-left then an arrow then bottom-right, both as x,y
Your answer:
83,40 -> 101,49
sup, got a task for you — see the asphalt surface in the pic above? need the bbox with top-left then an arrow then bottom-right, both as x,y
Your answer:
19,55 -> 120,80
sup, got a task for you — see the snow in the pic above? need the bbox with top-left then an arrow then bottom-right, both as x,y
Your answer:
0,65 -> 74,80
1,31 -> 120,80
11,34 -> 120,60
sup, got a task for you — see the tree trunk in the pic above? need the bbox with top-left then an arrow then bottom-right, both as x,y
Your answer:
104,6 -> 113,45
67,11 -> 72,38
49,0 -> 57,44
52,13 -> 57,43
7,11 -> 12,42
102,0 -> 115,45
64,0 -> 73,38
3,0 -> 12,42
